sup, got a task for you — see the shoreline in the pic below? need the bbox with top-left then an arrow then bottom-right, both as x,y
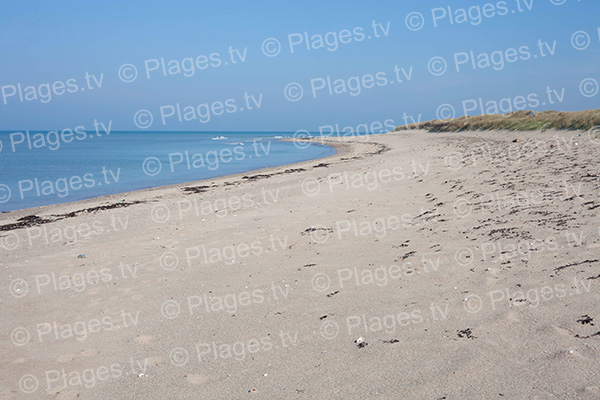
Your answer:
0,134 -> 336,218
0,137 -> 383,229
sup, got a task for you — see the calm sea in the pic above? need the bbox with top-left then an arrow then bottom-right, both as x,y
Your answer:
0,131 -> 335,212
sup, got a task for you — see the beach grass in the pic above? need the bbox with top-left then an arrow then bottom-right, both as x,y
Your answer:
393,109 -> 600,132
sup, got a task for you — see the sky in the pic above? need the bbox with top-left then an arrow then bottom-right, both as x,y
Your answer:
0,0 -> 598,132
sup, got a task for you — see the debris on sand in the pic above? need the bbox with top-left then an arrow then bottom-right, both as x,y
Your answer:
0,201 -> 144,232
457,328 -> 476,339
301,226 -> 333,235
355,337 -> 367,348
577,315 -> 594,325
182,185 -> 211,194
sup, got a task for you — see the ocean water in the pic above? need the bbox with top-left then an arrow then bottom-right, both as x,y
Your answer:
0,131 -> 335,212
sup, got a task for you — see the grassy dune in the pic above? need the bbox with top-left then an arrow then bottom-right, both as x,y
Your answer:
394,109 -> 600,132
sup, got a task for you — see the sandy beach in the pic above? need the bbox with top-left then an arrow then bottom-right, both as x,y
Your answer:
2,130 -> 600,399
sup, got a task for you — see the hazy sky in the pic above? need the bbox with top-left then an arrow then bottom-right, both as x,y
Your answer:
0,0 -> 598,131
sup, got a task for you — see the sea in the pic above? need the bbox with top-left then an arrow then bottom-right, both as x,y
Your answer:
0,131 -> 336,212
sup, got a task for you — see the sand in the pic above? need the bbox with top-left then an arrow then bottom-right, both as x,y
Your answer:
1,130 -> 599,399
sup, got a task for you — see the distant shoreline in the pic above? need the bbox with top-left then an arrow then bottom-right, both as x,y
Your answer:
0,135 -> 336,215
0,138 -> 353,227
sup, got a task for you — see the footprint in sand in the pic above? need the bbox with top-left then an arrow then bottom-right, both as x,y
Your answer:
56,390 -> 79,400
146,356 -> 163,367
87,288 -> 103,297
81,348 -> 98,357
134,335 -> 153,344
186,374 -> 210,385
57,354 -> 76,363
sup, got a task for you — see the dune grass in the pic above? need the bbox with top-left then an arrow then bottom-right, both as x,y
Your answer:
393,109 -> 600,132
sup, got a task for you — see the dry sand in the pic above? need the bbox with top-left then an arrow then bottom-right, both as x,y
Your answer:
1,130 -> 600,399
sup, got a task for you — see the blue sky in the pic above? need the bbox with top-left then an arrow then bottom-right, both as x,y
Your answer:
0,0 -> 598,131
